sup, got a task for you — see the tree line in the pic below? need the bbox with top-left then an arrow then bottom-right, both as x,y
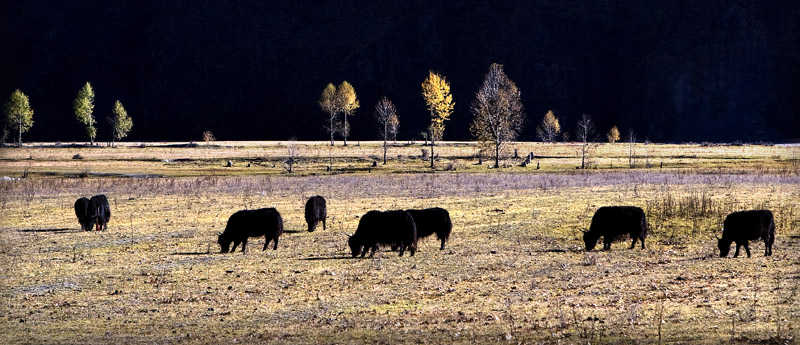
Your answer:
3,81 -> 132,146
320,63 -> 628,169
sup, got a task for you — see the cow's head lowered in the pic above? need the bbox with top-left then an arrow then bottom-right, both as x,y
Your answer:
715,231 -> 732,257
217,232 -> 231,253
581,229 -> 600,251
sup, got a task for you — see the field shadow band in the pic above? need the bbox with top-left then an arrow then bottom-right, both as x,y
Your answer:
300,256 -> 353,261
18,228 -> 75,233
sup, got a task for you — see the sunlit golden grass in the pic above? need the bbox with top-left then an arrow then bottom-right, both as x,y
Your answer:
1,141 -> 797,177
0,143 -> 799,344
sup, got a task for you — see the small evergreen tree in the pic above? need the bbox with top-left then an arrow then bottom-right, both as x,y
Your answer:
4,89 -> 34,146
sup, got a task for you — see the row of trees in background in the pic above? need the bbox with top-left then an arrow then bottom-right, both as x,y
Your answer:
3,82 -> 132,146
321,64 -> 628,169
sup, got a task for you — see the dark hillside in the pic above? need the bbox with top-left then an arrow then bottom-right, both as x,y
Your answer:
2,1 -> 798,142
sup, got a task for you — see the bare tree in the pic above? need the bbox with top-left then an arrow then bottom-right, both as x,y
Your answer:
374,96 -> 399,165
202,130 -> 215,147
470,63 -> 525,168
576,114 -> 596,169
284,138 -> 298,173
388,113 -> 399,143
627,128 -> 636,168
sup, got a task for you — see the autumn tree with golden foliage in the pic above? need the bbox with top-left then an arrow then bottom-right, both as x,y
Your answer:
335,81 -> 359,146
536,110 -> 561,142
607,126 -> 620,143
469,63 -> 525,168
374,96 -> 399,165
421,70 -> 454,168
319,83 -> 338,146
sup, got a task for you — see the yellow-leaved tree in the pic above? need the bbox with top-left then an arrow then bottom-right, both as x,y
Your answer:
536,110 -> 561,142
607,126 -> 620,143
335,81 -> 359,146
319,83 -> 338,146
421,70 -> 454,168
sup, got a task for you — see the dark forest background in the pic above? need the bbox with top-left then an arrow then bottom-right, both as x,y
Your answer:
2,1 -> 798,143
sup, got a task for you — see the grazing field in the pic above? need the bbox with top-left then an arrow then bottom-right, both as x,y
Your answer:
1,141 -> 798,177
1,142 -> 799,344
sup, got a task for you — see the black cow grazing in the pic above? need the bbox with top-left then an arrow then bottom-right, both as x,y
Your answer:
582,206 -> 648,251
348,210 -> 417,258
74,197 -> 91,231
87,194 -> 111,231
218,208 -> 284,253
406,208 -> 452,250
305,195 -> 327,232
717,210 -> 775,258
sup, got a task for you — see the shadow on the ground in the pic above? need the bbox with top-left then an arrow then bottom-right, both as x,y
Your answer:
300,255 -> 353,261
170,251 -> 213,256
18,228 -> 75,233
533,248 -> 583,253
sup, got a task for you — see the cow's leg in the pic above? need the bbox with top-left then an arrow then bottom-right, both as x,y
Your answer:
272,236 -> 279,250
640,236 -> 646,249
368,245 -> 378,258
765,235 -> 773,256
263,237 -> 270,250
744,243 -> 751,257
440,238 -> 446,250
241,239 -> 248,252
630,237 -> 637,249
733,243 -> 741,258
231,241 -> 240,252
399,243 -> 405,256
322,218 -> 326,230
410,245 -> 416,256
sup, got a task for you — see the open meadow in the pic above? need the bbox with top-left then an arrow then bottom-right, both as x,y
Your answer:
1,142 -> 799,344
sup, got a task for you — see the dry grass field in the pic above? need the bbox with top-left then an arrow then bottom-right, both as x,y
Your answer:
1,142 -> 799,344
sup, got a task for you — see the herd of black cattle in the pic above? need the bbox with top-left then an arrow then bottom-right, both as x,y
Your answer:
73,195 -> 776,258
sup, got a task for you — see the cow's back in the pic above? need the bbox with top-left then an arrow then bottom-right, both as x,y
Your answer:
591,206 -> 645,237
724,210 -> 774,241
305,196 -> 326,219
74,197 -> 90,218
